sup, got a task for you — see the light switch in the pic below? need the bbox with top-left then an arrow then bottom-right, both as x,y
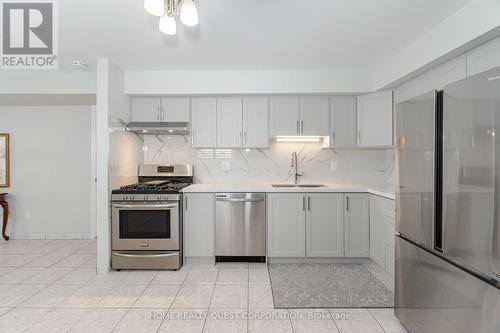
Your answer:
330,161 -> 338,172
25,211 -> 32,219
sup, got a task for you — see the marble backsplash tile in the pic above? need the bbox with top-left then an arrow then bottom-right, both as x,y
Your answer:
109,116 -> 144,191
143,136 -> 395,185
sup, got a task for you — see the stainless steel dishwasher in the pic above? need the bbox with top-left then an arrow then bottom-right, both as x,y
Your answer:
215,193 -> 266,261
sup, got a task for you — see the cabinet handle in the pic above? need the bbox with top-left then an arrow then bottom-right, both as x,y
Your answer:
301,120 -> 304,134
296,121 -> 300,134
156,106 -> 160,121
244,132 -> 247,146
302,196 -> 306,211
185,197 -> 188,211
332,131 -> 336,145
346,196 -> 349,211
357,131 -> 361,145
191,131 -> 194,145
161,106 -> 165,120
239,132 -> 242,145
308,196 -> 311,211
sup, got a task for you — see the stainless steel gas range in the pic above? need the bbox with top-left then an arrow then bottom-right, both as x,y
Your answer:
111,164 -> 193,270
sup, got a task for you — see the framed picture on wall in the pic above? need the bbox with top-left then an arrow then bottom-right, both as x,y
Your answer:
0,134 -> 10,188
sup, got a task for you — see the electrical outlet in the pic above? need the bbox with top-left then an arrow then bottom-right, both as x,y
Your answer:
25,211 -> 32,219
330,161 -> 338,172
222,161 -> 231,172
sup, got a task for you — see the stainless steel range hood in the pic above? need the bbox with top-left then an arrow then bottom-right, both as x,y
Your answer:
126,122 -> 190,135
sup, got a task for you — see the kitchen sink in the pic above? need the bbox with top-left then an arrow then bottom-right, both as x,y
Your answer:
271,184 -> 325,188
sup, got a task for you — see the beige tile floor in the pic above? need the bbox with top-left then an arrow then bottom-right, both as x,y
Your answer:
0,239 -> 408,333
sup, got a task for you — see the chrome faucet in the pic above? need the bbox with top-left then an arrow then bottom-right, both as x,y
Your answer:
291,152 -> 304,184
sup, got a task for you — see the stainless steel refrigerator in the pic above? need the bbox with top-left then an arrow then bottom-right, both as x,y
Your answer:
395,66 -> 500,333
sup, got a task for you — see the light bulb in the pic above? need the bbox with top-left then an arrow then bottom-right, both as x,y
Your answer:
144,0 -> 165,16
180,0 -> 199,27
159,15 -> 177,35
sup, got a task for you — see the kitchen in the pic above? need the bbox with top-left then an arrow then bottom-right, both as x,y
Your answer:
1,0 -> 500,332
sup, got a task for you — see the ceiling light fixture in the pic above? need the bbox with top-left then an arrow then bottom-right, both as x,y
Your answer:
144,0 -> 165,16
145,0 -> 199,36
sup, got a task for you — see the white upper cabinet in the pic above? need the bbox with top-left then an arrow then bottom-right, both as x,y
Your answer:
300,97 -> 329,135
357,90 -> 393,147
344,193 -> 370,257
269,97 -> 301,136
217,97 -> 269,148
160,97 -> 190,122
131,97 -> 189,122
330,97 -> 357,147
270,96 -> 330,136
217,98 -> 243,148
131,97 -> 161,122
306,193 -> 344,257
243,97 -> 269,148
467,37 -> 500,77
191,97 -> 217,148
394,57 -> 467,105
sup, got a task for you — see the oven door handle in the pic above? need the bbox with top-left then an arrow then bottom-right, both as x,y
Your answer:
113,252 -> 178,258
112,203 -> 179,209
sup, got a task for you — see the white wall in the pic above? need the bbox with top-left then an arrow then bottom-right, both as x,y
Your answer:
0,71 -> 96,94
0,105 -> 93,239
96,59 -> 143,274
125,70 -> 372,95
374,0 -> 500,89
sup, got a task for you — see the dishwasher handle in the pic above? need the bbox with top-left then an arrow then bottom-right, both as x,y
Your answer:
215,197 -> 265,202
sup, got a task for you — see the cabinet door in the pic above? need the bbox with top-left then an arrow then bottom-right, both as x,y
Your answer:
160,97 -> 190,122
217,98 -> 243,148
184,193 -> 214,257
300,97 -> 329,135
345,194 -> 370,257
267,193 -> 306,257
306,193 -> 344,257
269,97 -> 300,136
467,37 -> 500,76
191,98 -> 217,148
243,97 -> 269,148
369,196 -> 386,267
330,97 -> 357,147
131,97 -> 161,122
357,90 -> 393,147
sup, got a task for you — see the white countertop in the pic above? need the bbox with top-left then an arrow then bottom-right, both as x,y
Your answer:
182,183 -> 395,200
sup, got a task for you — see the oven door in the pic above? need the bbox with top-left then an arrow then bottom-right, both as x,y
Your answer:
111,201 -> 179,251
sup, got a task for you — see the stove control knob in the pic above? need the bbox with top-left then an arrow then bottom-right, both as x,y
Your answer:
144,195 -> 149,201
122,195 -> 128,200
130,195 -> 135,200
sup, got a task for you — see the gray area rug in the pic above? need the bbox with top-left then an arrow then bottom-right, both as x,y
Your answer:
268,263 -> 394,308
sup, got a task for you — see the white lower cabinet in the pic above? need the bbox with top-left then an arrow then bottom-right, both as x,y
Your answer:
183,193 -> 214,257
369,195 -> 396,276
267,193 -> 306,257
344,193 -> 370,257
267,193 -> 344,257
306,193 -> 344,257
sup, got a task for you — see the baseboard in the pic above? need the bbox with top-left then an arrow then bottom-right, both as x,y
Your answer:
267,257 -> 372,264
184,256 -> 216,266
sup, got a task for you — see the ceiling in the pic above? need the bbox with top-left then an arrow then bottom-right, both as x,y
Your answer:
59,0 -> 471,71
